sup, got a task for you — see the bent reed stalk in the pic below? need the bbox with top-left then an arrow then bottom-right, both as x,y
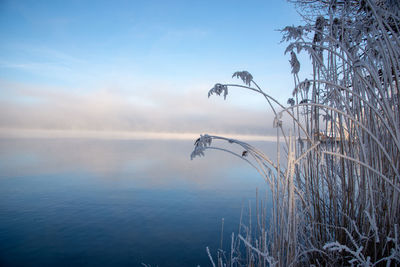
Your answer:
191,1 -> 400,266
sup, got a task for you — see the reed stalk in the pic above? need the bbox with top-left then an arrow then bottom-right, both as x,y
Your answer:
192,1 -> 400,265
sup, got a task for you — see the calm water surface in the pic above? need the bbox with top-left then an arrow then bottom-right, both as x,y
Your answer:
0,138 -> 275,266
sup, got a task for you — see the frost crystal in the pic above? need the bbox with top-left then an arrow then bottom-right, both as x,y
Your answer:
191,134 -> 212,160
281,25 -> 304,42
313,16 -> 326,43
273,112 -> 283,128
232,71 -> 253,86
322,114 -> 332,121
287,98 -> 295,106
208,83 -> 228,100
292,79 -> 310,96
290,51 -> 300,74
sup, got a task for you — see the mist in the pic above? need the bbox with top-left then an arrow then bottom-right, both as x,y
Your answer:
0,80 -> 278,138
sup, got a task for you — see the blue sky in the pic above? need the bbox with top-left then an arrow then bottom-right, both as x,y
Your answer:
0,0 -> 305,137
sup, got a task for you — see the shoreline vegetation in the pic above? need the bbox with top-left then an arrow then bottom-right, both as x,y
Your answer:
191,0 -> 400,266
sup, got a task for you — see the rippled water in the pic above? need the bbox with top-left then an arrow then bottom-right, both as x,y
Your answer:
0,138 -> 274,266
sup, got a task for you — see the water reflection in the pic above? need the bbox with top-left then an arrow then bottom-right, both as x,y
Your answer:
0,138 -> 274,266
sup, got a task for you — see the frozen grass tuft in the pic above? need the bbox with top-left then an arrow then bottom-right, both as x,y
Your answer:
191,0 -> 400,266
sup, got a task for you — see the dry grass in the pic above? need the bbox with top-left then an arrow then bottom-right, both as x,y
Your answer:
192,0 -> 400,266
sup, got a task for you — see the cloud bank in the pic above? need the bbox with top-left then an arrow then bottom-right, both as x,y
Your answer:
0,80 -> 278,139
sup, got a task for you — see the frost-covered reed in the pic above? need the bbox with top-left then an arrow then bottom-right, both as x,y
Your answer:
191,0 -> 400,265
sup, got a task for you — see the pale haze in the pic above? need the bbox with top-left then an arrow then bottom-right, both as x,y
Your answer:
1,1 -> 307,266
0,0 -> 303,139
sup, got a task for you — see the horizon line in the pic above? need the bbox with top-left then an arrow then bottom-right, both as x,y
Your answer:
0,128 -> 278,142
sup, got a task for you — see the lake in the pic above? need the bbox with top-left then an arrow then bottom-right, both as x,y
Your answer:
0,137 -> 275,266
